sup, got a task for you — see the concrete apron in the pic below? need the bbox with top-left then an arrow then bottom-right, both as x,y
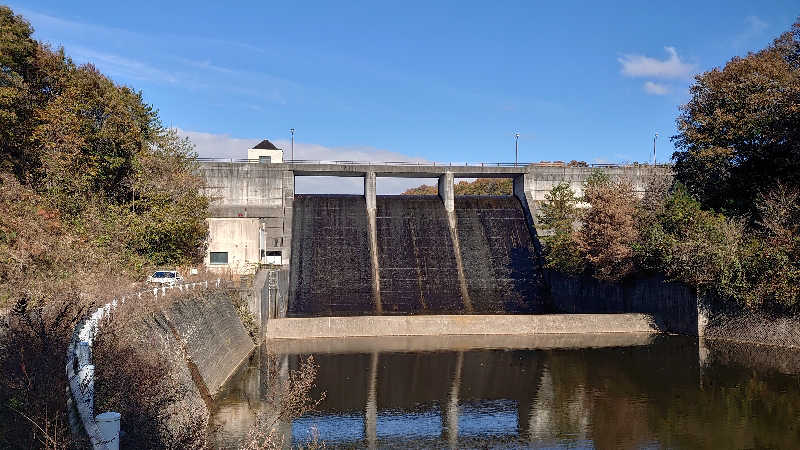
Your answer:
265,313 -> 658,339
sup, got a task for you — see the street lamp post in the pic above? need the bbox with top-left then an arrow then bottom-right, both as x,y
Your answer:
290,128 -> 295,161
514,132 -> 520,167
653,132 -> 658,165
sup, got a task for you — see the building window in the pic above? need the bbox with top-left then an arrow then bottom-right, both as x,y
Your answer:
259,156 -> 271,164
210,252 -> 228,264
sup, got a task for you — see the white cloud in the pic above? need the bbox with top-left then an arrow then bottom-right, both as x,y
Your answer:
177,129 -> 432,194
643,81 -> 669,95
618,46 -> 695,79
69,46 -> 179,84
177,129 -> 260,159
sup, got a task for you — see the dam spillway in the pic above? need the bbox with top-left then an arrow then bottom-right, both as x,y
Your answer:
454,196 -> 541,313
289,195 -> 375,316
288,194 -> 543,317
376,196 -> 466,314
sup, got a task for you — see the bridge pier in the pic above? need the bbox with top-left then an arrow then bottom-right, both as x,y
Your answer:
364,172 -> 383,314
437,172 -> 454,212
438,172 -> 472,311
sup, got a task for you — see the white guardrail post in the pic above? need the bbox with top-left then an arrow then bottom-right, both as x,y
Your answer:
66,279 -> 215,449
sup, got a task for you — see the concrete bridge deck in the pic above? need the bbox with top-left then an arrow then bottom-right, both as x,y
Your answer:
200,161 -> 530,178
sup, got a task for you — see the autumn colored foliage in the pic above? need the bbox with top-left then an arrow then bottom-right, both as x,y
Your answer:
0,6 -> 211,448
672,20 -> 800,216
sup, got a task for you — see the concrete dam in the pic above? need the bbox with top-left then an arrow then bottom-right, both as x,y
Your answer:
289,195 -> 542,317
199,161 -> 669,324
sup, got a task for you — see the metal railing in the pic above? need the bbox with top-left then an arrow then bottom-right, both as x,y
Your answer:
197,158 -> 671,168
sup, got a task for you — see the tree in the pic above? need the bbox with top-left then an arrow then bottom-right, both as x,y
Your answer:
537,183 -> 584,274
0,6 -> 209,271
672,19 -> 800,216
578,173 -> 639,281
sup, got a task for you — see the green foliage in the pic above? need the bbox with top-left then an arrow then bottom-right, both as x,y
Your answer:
538,182 -> 579,233
584,169 -> 611,190
0,6 -> 209,278
632,184 -> 800,310
537,183 -> 585,275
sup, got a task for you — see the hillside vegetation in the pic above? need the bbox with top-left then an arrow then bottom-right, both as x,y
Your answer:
0,6 -> 211,448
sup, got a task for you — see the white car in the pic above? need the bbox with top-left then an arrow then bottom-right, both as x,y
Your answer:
147,270 -> 183,285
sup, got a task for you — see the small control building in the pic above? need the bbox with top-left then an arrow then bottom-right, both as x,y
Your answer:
203,139 -> 291,275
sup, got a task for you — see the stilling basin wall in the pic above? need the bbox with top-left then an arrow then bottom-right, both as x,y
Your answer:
545,270 -> 699,335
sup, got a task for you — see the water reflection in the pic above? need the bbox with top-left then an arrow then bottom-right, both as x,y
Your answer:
213,334 -> 800,449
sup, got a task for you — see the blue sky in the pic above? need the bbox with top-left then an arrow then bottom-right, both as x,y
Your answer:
11,1 -> 799,166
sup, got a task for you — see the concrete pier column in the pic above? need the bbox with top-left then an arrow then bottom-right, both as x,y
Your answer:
438,171 -> 472,310
445,211 -> 473,312
364,171 -> 377,211
438,172 -> 455,212
513,172 -> 537,230
365,352 -> 379,449
364,172 -> 383,313
444,351 -> 463,448
281,170 -> 294,266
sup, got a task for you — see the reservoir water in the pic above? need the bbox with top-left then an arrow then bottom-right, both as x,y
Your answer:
212,335 -> 800,449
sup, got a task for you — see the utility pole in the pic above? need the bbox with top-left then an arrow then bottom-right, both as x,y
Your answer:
290,128 -> 295,161
514,132 -> 520,167
653,132 -> 658,165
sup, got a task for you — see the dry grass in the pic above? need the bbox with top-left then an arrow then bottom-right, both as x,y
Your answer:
92,293 -> 211,449
240,354 -> 326,450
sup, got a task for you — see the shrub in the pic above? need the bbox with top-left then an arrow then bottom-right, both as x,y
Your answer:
537,183 -> 584,275
578,174 -> 639,281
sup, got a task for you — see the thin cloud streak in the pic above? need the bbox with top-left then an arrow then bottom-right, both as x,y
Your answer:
69,46 -> 179,83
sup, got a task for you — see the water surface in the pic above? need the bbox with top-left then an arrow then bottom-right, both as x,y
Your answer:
212,334 -> 800,449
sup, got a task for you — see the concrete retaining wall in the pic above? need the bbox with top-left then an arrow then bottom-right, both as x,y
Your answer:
67,282 -> 256,448
265,313 -> 658,339
163,291 -> 256,394
545,271 -> 698,335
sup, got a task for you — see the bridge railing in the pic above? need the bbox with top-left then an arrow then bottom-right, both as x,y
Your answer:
66,280 -> 220,450
197,158 -> 671,168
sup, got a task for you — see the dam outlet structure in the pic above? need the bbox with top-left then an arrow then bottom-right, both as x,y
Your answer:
199,159 -> 675,333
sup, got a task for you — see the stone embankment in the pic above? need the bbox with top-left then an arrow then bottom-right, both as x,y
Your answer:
700,308 -> 800,349
67,281 -> 254,449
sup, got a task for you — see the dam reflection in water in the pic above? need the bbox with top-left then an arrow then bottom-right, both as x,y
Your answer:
212,335 -> 800,449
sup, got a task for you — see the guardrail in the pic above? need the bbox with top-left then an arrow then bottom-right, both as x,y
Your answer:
197,158 -> 672,168
198,158 -> 535,166
66,280 -> 220,449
